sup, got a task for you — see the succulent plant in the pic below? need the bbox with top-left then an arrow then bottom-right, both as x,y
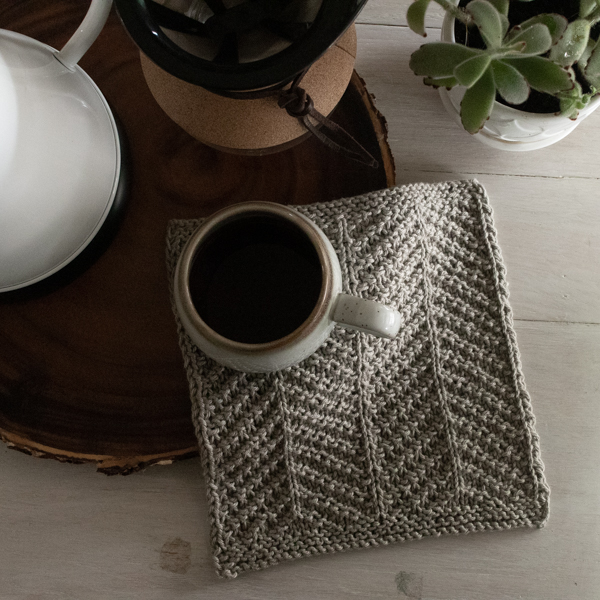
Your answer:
407,0 -> 600,133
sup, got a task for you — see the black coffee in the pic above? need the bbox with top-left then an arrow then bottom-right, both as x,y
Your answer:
188,213 -> 323,344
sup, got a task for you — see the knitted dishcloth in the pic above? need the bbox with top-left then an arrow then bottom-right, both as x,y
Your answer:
166,180 -> 549,579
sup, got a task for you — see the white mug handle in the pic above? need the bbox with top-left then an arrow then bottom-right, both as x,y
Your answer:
55,0 -> 113,69
332,293 -> 401,339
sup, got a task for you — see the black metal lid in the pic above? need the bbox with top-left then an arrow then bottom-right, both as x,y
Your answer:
115,0 -> 367,92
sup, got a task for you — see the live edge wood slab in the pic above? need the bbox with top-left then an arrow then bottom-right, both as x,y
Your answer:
0,0 -> 395,475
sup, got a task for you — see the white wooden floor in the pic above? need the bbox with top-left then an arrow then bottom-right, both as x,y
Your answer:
2,2 -> 599,598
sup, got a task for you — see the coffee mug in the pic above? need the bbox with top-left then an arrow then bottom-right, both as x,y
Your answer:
174,202 -> 401,372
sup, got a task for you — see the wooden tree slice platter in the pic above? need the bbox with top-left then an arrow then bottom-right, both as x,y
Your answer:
0,0 -> 395,474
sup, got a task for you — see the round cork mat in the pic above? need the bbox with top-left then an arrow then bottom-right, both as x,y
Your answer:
0,0 -> 395,474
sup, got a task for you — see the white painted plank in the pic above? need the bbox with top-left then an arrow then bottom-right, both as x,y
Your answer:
0,322 -> 598,600
358,0 -> 446,28
355,24 -> 600,179
388,172 -> 600,324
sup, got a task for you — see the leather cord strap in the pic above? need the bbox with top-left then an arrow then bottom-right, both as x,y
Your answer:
221,70 -> 379,169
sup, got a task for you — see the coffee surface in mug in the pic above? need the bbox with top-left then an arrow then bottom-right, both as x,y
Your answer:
188,213 -> 323,344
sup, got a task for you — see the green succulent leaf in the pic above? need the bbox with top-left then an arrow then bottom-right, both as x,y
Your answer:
492,59 -> 530,104
502,40 -> 528,55
499,14 -> 510,38
409,43 -> 481,77
560,100 -> 581,120
505,14 -> 568,46
486,0 -> 509,16
454,54 -> 492,86
584,37 -> 600,88
556,81 -> 585,100
578,36 -> 596,69
504,23 -> 553,56
549,19 -> 591,66
503,56 -> 575,94
580,0 -> 600,19
407,0 -> 431,37
460,66 -> 496,133
466,0 -> 504,48
558,83 -> 588,119
423,76 -> 459,88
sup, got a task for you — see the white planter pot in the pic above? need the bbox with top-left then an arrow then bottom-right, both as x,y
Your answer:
439,11 -> 600,151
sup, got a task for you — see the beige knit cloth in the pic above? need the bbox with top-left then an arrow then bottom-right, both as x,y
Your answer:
166,180 -> 549,579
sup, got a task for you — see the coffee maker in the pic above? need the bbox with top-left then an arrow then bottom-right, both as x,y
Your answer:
115,0 -> 373,160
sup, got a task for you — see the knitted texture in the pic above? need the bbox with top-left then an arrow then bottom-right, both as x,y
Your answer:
166,180 -> 549,579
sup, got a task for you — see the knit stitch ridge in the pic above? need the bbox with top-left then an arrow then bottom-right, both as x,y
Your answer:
166,180 -> 549,578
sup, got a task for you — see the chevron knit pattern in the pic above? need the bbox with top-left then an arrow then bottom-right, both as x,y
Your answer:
166,180 -> 549,579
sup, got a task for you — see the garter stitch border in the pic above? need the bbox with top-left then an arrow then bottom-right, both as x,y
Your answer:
166,180 -> 549,579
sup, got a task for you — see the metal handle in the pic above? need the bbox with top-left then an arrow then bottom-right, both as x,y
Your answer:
55,0 -> 113,69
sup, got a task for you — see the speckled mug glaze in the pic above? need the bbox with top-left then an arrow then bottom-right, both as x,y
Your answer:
174,202 -> 401,373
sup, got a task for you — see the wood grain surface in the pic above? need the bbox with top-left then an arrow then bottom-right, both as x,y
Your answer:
0,0 -> 395,474
1,1 -> 600,598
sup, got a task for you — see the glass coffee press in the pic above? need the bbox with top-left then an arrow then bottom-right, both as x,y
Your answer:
115,0 -> 376,164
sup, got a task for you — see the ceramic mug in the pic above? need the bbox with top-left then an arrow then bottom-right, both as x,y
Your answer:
174,201 -> 401,373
